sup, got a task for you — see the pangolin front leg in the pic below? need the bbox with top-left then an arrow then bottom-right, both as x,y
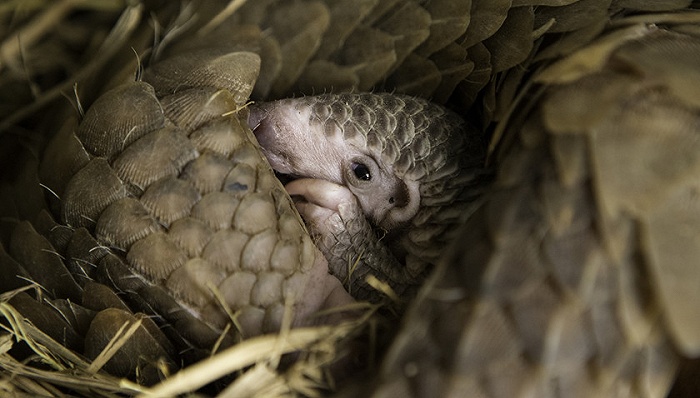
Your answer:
249,93 -> 488,304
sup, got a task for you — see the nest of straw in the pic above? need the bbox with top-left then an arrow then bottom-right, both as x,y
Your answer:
0,285 -> 387,397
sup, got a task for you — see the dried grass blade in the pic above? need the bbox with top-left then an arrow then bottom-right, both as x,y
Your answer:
138,323 -> 355,398
86,317 -> 142,375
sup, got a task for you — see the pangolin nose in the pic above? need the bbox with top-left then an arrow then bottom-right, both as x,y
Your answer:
247,105 -> 277,150
247,104 -> 266,131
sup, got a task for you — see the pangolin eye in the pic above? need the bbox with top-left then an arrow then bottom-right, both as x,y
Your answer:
351,162 -> 372,181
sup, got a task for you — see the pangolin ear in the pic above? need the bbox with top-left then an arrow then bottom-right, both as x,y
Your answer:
385,178 -> 421,228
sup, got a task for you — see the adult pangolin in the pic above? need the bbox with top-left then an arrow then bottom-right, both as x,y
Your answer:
0,42 -> 486,384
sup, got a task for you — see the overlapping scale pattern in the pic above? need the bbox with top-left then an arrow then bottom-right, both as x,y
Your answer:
55,50 -> 325,338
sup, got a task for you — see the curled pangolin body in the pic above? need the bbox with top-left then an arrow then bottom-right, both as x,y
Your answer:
10,37 -> 486,385
39,49 -> 360,354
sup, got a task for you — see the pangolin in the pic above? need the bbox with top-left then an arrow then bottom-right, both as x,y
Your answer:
0,34 -> 486,387
248,93 -> 485,302
1,1 -> 700,397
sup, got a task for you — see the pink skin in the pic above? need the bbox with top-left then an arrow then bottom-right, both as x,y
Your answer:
285,178 -> 357,237
296,244 -> 356,327
285,178 -> 361,323
285,179 -> 368,374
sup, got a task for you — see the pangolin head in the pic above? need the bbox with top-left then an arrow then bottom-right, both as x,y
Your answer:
248,92 -> 487,266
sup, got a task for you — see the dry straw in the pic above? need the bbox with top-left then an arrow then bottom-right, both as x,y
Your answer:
0,284 -> 379,397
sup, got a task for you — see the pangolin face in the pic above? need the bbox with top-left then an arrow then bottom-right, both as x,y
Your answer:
248,95 -> 422,231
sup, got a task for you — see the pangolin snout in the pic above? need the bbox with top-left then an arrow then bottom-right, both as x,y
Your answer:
247,103 -> 297,175
247,104 -> 274,151
247,101 -> 345,185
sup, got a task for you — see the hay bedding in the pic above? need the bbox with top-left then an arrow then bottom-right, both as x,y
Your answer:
0,285 -> 377,397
